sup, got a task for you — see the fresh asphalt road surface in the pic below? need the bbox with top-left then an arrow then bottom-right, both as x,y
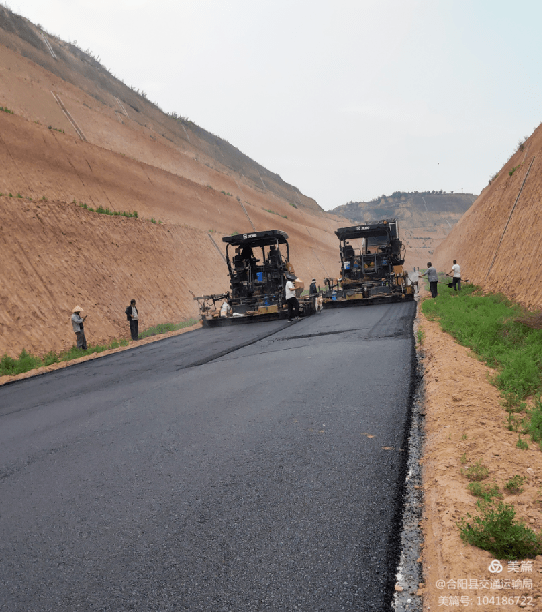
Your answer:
0,301 -> 416,612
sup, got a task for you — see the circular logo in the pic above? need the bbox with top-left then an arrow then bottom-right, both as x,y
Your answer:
488,560 -> 503,573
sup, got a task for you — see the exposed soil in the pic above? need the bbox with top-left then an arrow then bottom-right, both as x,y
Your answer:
418,286 -> 542,612
433,125 -> 542,312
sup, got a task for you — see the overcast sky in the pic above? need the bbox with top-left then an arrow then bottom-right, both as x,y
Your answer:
7,0 -> 542,210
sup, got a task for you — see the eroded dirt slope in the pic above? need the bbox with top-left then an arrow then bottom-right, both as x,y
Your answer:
433,124 -> 542,310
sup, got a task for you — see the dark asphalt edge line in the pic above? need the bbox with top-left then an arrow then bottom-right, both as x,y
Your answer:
373,300 -> 418,612
175,321 -> 295,370
274,327 -> 361,341
392,299 -> 424,613
0,327 -> 205,390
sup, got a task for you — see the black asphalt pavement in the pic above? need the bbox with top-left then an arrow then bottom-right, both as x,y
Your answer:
0,301 -> 416,612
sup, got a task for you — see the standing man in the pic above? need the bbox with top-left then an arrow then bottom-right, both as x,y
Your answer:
285,275 -> 299,322
309,278 -> 317,296
420,262 -> 439,298
71,306 -> 87,350
126,299 -> 139,341
449,260 -> 461,291
220,299 -> 232,318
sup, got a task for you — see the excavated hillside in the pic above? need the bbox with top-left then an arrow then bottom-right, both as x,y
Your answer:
331,192 -> 477,270
432,126 -> 542,309
0,6 -> 348,358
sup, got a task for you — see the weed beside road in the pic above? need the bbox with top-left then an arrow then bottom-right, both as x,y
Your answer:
138,319 -> 198,339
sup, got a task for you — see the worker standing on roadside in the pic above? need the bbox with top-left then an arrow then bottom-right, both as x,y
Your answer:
448,260 -> 461,291
71,306 -> 88,350
420,262 -> 439,298
309,278 -> 317,296
125,299 -> 139,341
285,275 -> 299,322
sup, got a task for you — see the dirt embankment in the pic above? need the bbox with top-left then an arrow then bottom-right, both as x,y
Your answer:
433,124 -> 542,310
0,109 -> 344,357
0,13 -> 349,359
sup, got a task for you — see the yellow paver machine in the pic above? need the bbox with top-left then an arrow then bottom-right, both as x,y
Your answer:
323,219 -> 415,307
195,230 -> 316,327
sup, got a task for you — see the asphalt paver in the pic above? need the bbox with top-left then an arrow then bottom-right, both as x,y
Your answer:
0,301 -> 416,611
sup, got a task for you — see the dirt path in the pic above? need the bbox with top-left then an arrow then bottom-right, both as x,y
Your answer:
418,289 -> 542,611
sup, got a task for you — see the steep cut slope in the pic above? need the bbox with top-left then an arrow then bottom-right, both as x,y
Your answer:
0,6 -> 321,214
0,6 -> 347,357
331,192 -> 477,270
432,127 -> 541,309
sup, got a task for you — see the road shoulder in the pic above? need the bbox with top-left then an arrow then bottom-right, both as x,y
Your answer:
418,293 -> 542,611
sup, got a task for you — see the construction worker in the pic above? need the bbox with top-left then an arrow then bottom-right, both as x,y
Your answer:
420,262 -> 438,298
71,306 -> 87,350
285,275 -> 299,322
125,299 -> 139,341
220,299 -> 232,318
448,260 -> 461,291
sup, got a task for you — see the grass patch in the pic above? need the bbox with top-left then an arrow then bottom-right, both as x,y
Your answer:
504,475 -> 527,495
78,202 -> 138,218
263,208 -> 287,218
468,482 -> 502,502
464,460 -> 489,482
417,327 -> 424,345
458,500 -> 542,559
421,284 -> 542,416
525,397 -> 542,449
509,165 -> 521,177
138,319 -> 198,340
0,106 -> 14,114
516,435 -> 529,450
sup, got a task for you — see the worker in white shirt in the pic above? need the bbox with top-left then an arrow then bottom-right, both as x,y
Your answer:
284,275 -> 299,322
220,300 -> 232,318
448,260 -> 461,291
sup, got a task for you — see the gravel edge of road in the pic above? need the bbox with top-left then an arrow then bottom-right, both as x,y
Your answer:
393,298 -> 424,612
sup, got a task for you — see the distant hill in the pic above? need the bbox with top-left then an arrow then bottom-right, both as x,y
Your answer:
330,191 -> 477,268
